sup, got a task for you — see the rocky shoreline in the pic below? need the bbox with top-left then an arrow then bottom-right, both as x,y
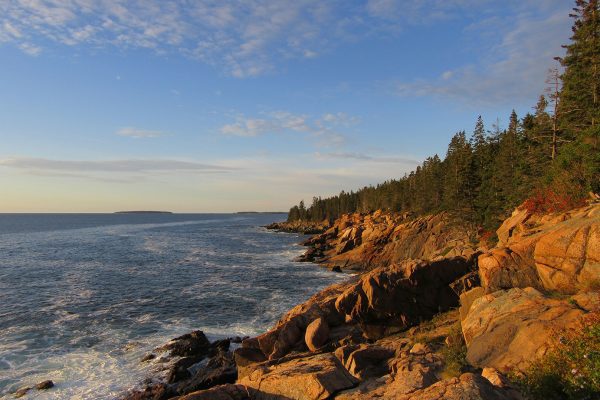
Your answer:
24,202 -> 596,399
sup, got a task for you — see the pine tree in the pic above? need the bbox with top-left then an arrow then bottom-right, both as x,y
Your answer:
443,131 -> 474,216
556,0 -> 600,193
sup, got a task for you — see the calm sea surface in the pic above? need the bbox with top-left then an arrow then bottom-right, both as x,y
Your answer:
0,213 -> 344,399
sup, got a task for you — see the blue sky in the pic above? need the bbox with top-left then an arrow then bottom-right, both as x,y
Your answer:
0,0 -> 573,212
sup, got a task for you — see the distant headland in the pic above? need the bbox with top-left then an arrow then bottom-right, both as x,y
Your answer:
236,211 -> 286,214
114,211 -> 173,214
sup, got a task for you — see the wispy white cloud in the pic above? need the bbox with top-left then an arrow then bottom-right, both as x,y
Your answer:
116,127 -> 165,138
0,0 -> 570,81
315,152 -> 418,164
0,157 -> 235,173
0,0 -> 341,77
220,111 -> 359,146
392,2 -> 572,105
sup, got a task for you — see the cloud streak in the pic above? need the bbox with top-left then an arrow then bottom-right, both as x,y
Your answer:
116,127 -> 165,138
315,152 -> 418,164
392,2 -> 572,105
0,157 -> 235,173
220,111 -> 358,147
0,0 -> 338,77
0,0 -> 570,81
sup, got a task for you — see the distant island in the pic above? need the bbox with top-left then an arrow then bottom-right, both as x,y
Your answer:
114,211 -> 173,214
236,211 -> 286,214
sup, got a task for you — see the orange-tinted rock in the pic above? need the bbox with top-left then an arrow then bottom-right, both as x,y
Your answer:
334,256 -> 474,337
395,373 -> 523,400
335,344 -> 394,379
480,203 -> 600,294
238,353 -> 358,400
245,282 -> 349,360
571,291 -> 600,311
298,211 -> 476,271
459,287 -> 485,321
173,384 -> 254,400
462,287 -> 586,373
304,318 -> 329,352
234,347 -> 267,380
481,368 -> 511,388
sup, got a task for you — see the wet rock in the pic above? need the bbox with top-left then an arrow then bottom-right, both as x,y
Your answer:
176,349 -> 237,395
229,336 -> 245,344
296,247 -> 324,262
141,353 -> 156,362
264,221 -> 329,234
35,380 -> 54,390
304,317 -> 329,352
166,357 -> 197,383
330,265 -> 342,273
157,331 -> 211,358
14,387 -> 31,398
122,383 -> 173,400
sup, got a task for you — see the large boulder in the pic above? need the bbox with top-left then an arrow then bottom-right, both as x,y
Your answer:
334,344 -> 394,380
157,331 -> 211,358
238,353 -> 358,400
462,287 -> 588,373
176,348 -> 237,395
304,318 -> 329,352
335,256 -> 474,337
334,346 -> 441,399
241,282 -> 349,360
479,203 -> 600,294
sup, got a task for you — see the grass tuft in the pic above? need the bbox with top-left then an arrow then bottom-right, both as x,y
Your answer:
511,313 -> 600,400
440,322 -> 468,379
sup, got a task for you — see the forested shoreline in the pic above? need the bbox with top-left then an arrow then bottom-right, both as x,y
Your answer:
288,0 -> 599,230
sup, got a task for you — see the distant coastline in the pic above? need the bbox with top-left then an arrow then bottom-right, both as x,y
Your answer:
114,211 -> 173,214
236,211 -> 286,214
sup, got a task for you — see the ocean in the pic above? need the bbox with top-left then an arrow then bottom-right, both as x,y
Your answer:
0,213 -> 345,399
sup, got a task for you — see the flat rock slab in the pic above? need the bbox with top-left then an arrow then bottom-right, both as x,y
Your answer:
395,373 -> 522,400
239,353 -> 358,400
173,384 -> 253,400
462,287 -> 586,373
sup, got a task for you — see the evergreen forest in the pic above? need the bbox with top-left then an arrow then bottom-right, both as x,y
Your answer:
288,0 -> 600,230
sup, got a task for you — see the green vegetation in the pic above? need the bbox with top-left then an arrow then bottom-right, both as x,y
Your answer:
440,322 -> 468,379
512,314 -> 600,400
288,0 -> 599,230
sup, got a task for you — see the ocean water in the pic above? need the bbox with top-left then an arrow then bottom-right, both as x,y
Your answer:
0,213 -> 345,399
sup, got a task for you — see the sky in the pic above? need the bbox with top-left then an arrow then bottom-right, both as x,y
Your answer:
0,0 -> 574,213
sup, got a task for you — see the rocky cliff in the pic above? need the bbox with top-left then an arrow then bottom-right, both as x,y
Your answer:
293,210 -> 478,271
121,201 -> 600,400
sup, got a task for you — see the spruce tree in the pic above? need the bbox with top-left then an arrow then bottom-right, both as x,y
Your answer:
557,0 -> 600,193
